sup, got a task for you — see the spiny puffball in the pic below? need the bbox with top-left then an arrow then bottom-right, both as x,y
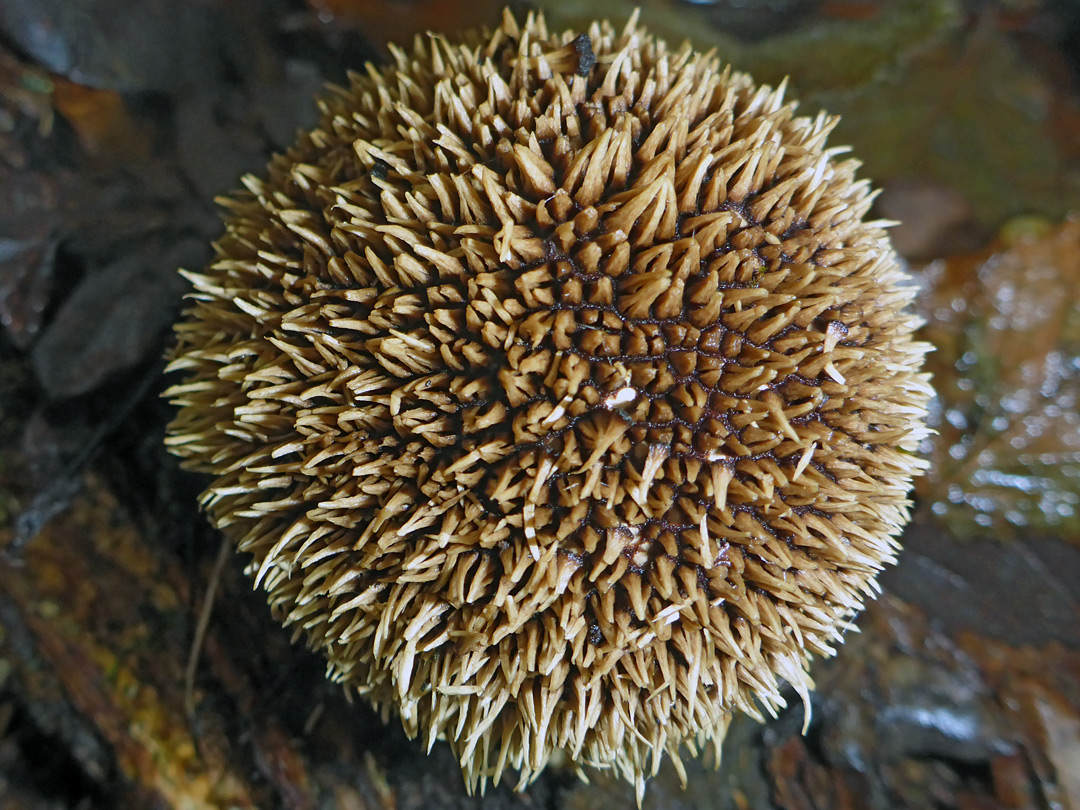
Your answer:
165,9 -> 933,800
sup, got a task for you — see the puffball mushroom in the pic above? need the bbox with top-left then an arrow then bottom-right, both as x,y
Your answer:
165,8 -> 933,800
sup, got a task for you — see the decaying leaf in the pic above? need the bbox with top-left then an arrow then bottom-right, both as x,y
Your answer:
920,217 -> 1080,537
50,78 -> 148,159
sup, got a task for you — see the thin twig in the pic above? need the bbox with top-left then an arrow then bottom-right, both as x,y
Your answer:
185,533 -> 231,720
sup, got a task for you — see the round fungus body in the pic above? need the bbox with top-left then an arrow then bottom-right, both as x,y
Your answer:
165,9 -> 933,799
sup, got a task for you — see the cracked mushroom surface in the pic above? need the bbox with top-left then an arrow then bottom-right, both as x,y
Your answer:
165,9 -> 933,799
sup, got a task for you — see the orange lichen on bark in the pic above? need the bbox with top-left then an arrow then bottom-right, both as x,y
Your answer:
0,475 -> 257,809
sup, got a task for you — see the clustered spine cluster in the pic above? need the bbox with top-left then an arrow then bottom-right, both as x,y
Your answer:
166,9 -> 932,800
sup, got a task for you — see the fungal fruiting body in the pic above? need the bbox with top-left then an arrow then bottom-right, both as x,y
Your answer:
165,10 -> 933,799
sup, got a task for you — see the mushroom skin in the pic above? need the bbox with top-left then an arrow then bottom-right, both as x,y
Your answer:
165,9 -> 933,799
